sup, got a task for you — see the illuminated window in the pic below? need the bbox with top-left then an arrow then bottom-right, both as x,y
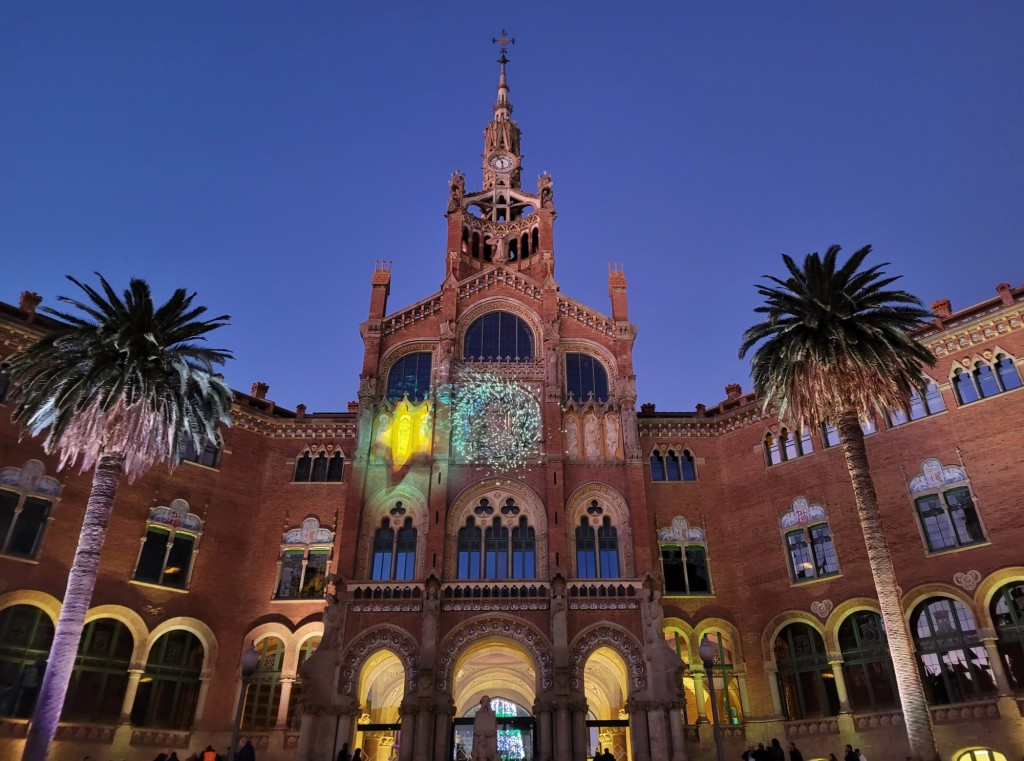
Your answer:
276,518 -> 334,599
774,623 -> 839,720
387,352 -> 433,402
913,597 -> 996,705
565,353 -> 608,402
0,459 -> 60,560
370,512 -> 417,582
0,605 -> 53,718
780,498 -> 839,582
130,629 -> 203,729
954,751 -> 1007,761
838,611 -> 898,711
699,631 -> 743,724
63,618 -> 132,723
242,637 -> 284,730
463,311 -> 534,361
133,499 -> 202,590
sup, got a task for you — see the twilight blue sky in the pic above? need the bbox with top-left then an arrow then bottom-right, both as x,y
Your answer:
2,2 -> 1022,413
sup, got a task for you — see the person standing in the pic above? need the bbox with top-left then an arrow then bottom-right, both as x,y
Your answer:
352,748 -> 364,761
769,739 -> 786,761
337,743 -> 351,761
844,746 -> 858,761
237,740 -> 256,761
601,747 -> 615,761
202,746 -> 218,761
788,743 -> 803,761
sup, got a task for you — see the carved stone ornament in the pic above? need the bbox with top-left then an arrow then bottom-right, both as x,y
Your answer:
810,599 -> 834,619
953,570 -> 982,591
141,604 -> 165,621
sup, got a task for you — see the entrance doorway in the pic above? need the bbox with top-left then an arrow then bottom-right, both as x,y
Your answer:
354,649 -> 405,761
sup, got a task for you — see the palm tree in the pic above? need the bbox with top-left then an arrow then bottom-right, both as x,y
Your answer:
7,275 -> 232,761
739,245 -> 939,761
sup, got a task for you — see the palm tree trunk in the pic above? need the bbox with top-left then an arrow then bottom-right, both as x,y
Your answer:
836,411 -> 938,761
22,452 -> 124,761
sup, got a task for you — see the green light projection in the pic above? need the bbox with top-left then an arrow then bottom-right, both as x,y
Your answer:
449,369 -> 542,472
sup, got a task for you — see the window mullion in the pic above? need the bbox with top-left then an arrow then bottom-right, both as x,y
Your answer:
158,531 -> 175,585
1,497 -> 25,553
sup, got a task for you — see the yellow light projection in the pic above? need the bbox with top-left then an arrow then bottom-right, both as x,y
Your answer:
374,399 -> 434,469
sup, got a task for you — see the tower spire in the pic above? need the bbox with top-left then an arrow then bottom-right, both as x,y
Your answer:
492,29 -> 515,121
484,30 -> 521,189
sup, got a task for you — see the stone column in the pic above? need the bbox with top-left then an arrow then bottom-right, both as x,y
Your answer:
628,701 -> 649,761
434,704 -> 452,761
119,668 -> 144,723
277,677 -> 296,728
399,708 -> 417,761
414,704 -> 435,761
980,632 -> 1014,694
645,704 -> 668,761
193,673 -> 214,724
763,664 -> 784,718
734,673 -> 751,718
827,657 -> 851,713
336,712 -> 355,756
571,701 -> 588,760
690,673 -> 707,723
667,706 -> 686,761
536,702 -> 553,761
554,702 -> 572,761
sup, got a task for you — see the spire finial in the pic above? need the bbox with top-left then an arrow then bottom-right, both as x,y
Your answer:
491,30 -> 515,116
492,28 -> 515,60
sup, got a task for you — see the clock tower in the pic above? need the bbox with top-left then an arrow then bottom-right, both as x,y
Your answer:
444,32 -> 556,285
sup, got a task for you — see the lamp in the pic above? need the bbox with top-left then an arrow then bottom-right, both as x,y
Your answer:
228,641 -> 259,761
698,635 -> 726,761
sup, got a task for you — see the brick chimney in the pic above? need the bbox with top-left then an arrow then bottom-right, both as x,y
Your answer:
725,383 -> 742,400
608,263 -> 629,321
19,291 -> 42,320
347,401 -> 360,412
640,402 -> 656,413
931,299 -> 952,319
251,382 -> 269,399
997,283 -> 1014,306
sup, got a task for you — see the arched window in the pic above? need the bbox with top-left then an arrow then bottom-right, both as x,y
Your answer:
180,436 -> 221,468
909,459 -> 985,552
954,751 -> 1008,761
763,432 -> 782,465
457,503 -> 535,580
463,311 -> 534,361
665,450 -> 681,481
658,516 -> 711,595
0,459 -> 61,560
780,498 -> 839,582
699,631 -> 743,725
680,450 -> 697,481
598,516 -> 620,578
511,517 -> 536,579
990,581 -> 1024,691
485,518 -> 509,579
912,597 -> 997,704
0,362 -> 10,402
457,518 -> 483,579
837,611 -> 898,710
63,618 -> 132,722
774,623 -> 839,719
890,382 -> 946,426
242,637 -> 284,730
996,353 -> 1023,391
565,353 -> 609,402
286,636 -> 321,728
0,605 -> 53,718
394,517 -> 417,580
293,449 -> 343,482
953,367 -> 980,404
133,499 -> 203,590
276,518 -> 333,599
131,629 -> 203,729
371,519 -> 395,580
575,517 -> 597,579
387,352 -> 433,402
766,427 -> 813,466
650,450 -> 666,481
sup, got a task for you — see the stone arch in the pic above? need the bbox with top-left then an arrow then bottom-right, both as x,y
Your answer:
86,604 -> 149,666
379,340 -> 439,389
437,614 -> 553,693
974,566 -> 1024,625
901,582 -> 976,618
569,623 -> 646,694
565,482 -> 635,577
358,483 -> 430,579
338,624 -> 420,698
146,616 -> 219,677
445,479 -> 548,579
692,617 -> 745,665
287,622 -> 325,677
456,297 -> 542,361
824,598 -> 882,656
761,610 -> 826,663
0,589 -> 61,625
559,340 -> 618,398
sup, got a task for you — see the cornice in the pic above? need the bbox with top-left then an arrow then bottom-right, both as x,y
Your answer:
230,406 -> 357,439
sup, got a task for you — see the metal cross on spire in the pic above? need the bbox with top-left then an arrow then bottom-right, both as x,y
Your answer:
492,29 -> 515,62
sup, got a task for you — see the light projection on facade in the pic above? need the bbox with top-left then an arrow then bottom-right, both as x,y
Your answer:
493,698 -> 525,760
450,370 -> 541,473
373,398 -> 434,470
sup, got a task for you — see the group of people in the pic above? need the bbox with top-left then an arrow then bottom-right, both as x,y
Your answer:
592,747 -> 617,761
742,742 -> 870,761
335,742 -> 364,761
152,740 -> 257,761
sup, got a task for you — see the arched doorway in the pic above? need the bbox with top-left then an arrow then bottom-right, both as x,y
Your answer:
451,640 -> 537,761
356,649 -> 406,761
583,646 -> 629,761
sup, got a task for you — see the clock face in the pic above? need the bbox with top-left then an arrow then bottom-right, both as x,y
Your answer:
488,153 -> 516,173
